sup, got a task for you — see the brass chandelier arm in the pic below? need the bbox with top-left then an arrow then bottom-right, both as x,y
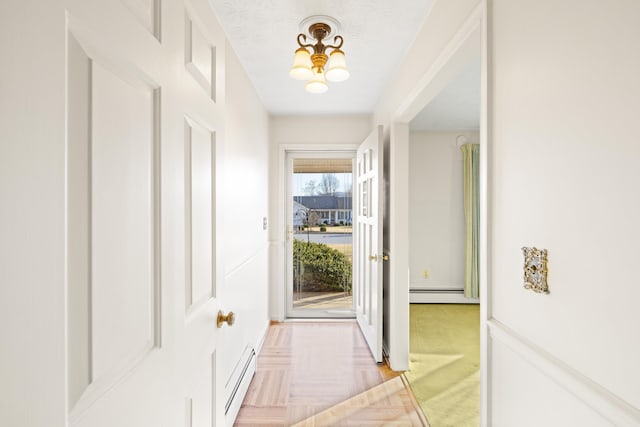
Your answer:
296,33 -> 344,54
324,35 -> 344,50
296,34 -> 315,49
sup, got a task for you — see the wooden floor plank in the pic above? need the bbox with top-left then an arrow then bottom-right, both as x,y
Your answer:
234,321 -> 428,426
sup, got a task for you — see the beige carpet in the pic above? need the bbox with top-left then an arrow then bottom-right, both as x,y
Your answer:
405,304 -> 480,427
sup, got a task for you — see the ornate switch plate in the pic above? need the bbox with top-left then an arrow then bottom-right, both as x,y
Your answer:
522,247 -> 549,294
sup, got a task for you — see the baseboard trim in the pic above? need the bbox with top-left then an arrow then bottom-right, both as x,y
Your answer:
488,319 -> 640,426
224,346 -> 256,425
410,288 -> 479,304
255,321 -> 270,356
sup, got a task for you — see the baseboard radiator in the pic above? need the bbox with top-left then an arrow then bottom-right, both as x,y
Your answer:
225,346 -> 256,425
410,287 -> 479,304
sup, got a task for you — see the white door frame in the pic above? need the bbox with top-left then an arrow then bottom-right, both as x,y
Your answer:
274,144 -> 358,321
284,149 -> 357,319
387,2 -> 488,424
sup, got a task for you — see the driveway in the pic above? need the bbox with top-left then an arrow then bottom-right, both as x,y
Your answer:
294,233 -> 352,245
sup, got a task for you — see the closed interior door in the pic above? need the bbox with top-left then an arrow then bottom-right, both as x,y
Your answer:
64,0 -> 229,426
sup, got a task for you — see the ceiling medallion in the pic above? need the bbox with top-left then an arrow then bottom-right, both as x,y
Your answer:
289,15 -> 350,94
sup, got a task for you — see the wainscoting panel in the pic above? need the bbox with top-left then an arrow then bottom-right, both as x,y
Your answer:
488,319 -> 640,426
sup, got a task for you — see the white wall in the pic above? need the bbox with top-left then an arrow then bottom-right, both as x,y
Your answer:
490,335 -> 615,427
268,115 -> 371,320
488,0 -> 640,424
374,0 -> 640,424
269,115 -> 371,145
220,41 -> 271,380
409,131 -> 475,291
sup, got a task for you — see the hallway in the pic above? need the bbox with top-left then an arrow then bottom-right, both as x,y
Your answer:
235,322 -> 427,426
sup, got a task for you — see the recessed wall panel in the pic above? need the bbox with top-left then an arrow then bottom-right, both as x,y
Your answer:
91,61 -> 156,381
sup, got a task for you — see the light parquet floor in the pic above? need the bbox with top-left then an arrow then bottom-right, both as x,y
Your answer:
235,321 -> 428,427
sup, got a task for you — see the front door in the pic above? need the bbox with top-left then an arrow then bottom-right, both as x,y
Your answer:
354,126 -> 385,362
285,151 -> 356,318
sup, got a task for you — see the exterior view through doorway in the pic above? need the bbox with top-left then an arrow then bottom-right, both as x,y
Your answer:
286,153 -> 355,318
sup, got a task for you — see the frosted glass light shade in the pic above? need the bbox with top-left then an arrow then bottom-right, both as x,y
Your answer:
325,49 -> 350,82
289,47 -> 313,80
305,70 -> 328,94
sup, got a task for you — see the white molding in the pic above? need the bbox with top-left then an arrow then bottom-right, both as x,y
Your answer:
275,143 -> 359,322
223,242 -> 269,279
254,321 -> 270,357
410,288 -> 479,304
267,240 -> 285,322
224,347 -> 256,426
488,319 -> 640,427
387,122 -> 410,372
394,3 -> 483,123
479,1 -> 490,426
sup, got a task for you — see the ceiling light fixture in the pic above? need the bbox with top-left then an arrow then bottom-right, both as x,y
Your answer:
289,15 -> 350,94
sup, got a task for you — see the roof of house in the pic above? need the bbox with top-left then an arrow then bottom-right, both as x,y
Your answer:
294,195 -> 353,210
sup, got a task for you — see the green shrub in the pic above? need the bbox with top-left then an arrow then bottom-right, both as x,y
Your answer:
293,240 -> 352,293
319,226 -> 327,232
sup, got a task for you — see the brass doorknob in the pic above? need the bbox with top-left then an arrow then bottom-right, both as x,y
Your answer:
217,310 -> 235,328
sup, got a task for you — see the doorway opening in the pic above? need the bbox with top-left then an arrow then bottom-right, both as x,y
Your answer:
404,38 -> 481,427
286,152 -> 356,318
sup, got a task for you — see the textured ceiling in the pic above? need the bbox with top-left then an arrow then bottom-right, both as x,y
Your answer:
209,0 -> 434,115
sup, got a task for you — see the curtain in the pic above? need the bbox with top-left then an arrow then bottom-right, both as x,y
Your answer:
461,144 -> 479,298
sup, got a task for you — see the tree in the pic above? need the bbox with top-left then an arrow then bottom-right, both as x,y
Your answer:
319,173 -> 339,195
303,179 -> 318,196
307,210 -> 319,227
342,174 -> 353,197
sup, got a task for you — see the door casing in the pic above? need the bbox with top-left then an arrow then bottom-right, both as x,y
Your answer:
284,149 -> 357,319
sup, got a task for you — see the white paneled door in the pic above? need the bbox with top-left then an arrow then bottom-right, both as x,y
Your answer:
354,126 -> 385,362
63,0 -> 229,426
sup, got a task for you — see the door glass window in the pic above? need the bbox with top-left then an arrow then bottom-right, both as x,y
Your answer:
290,158 -> 353,314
